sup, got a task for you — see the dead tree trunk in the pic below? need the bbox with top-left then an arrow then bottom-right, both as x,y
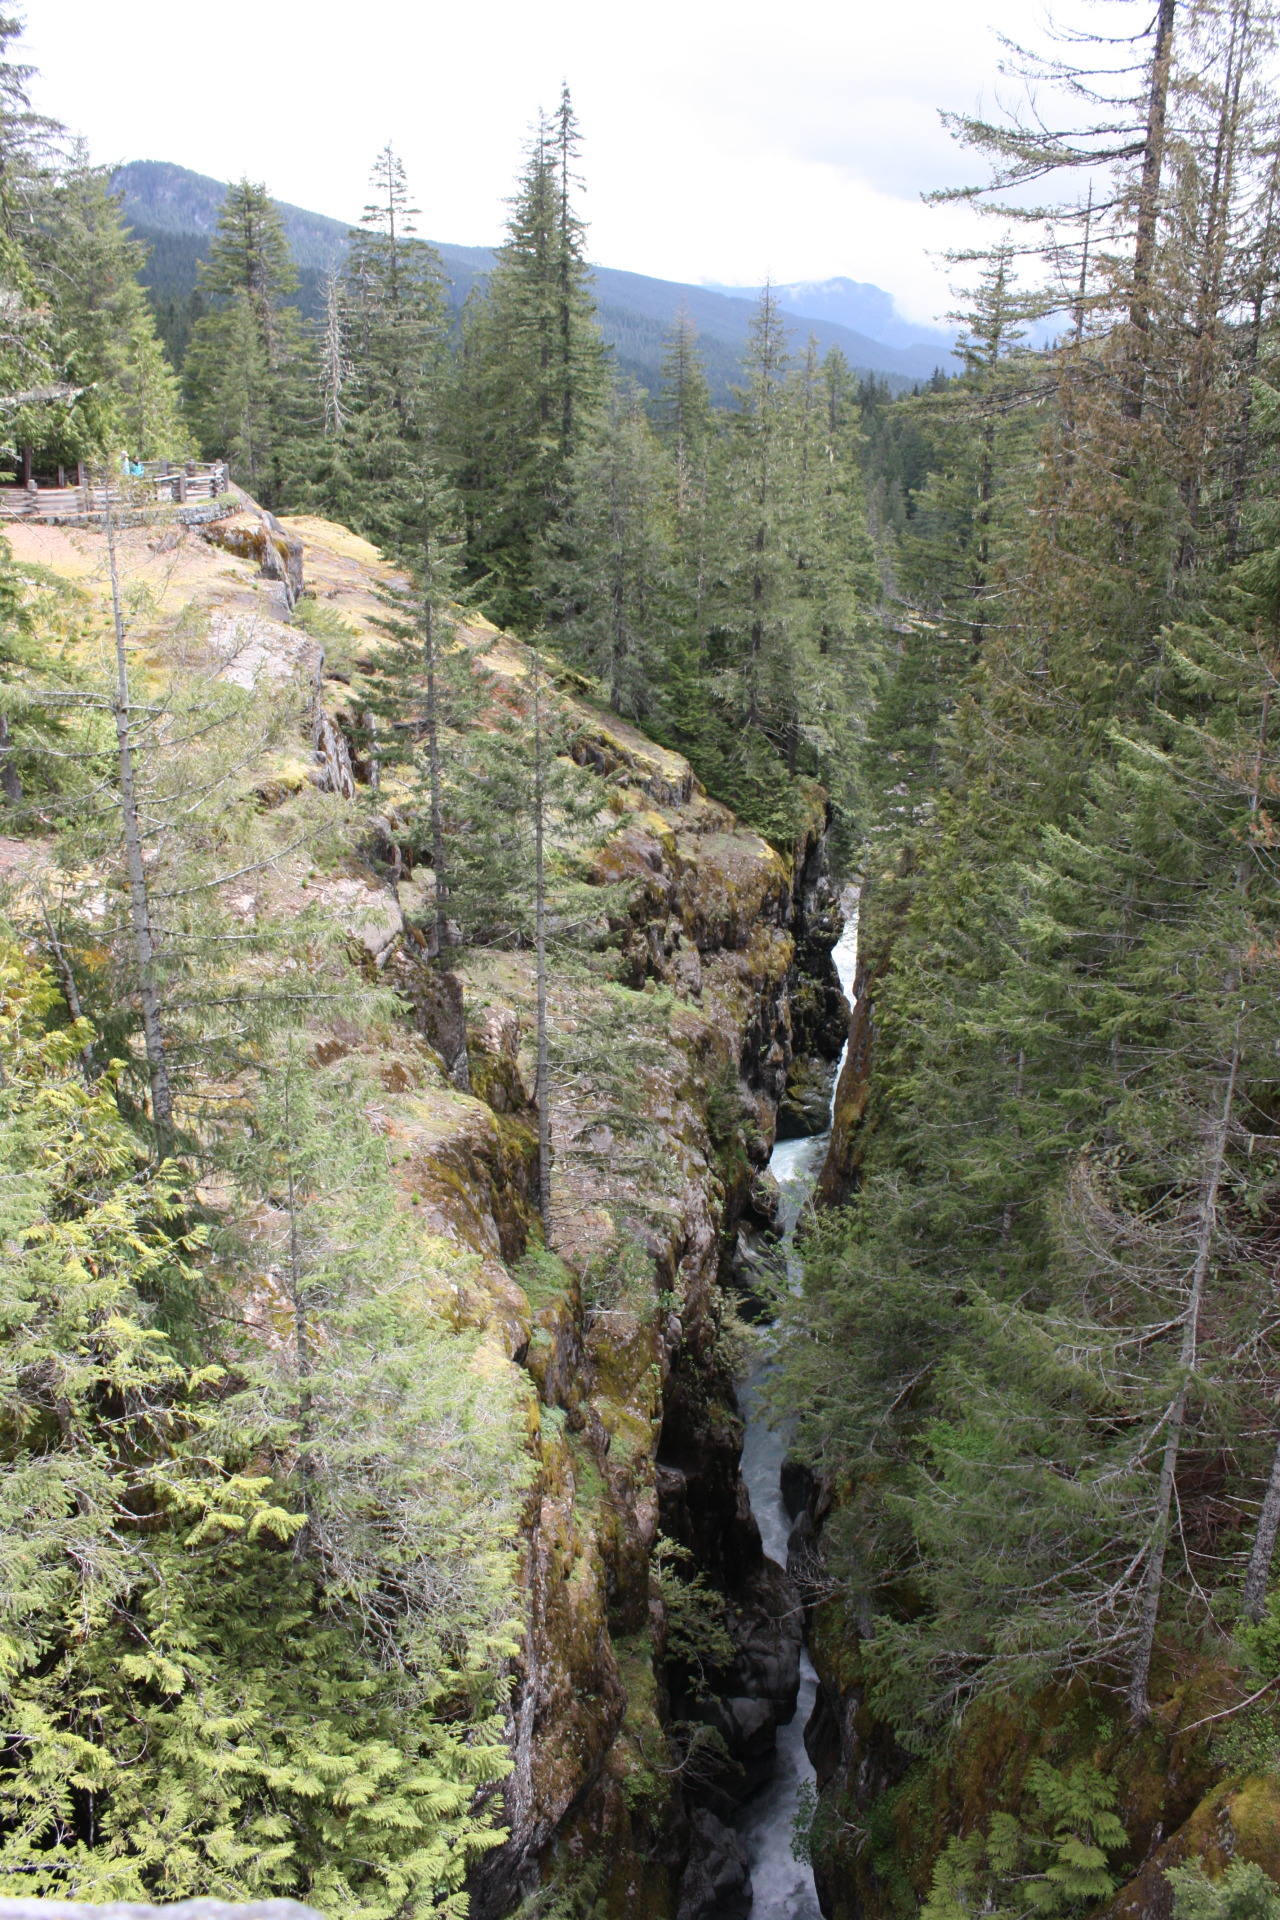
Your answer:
1123,0 -> 1178,420
1129,1038 -> 1240,1721
38,888 -> 95,1079
0,712 -> 21,805
422,593 -> 450,962
1243,1444 -> 1280,1623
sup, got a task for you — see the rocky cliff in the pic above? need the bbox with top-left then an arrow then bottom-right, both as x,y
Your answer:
1,506 -> 847,1919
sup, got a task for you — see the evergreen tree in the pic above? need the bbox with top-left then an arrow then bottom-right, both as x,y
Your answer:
451,96 -> 604,632
552,378 -> 674,719
183,179 -> 305,504
363,461 -> 476,958
0,12 -> 58,242
660,299 -> 715,533
714,283 -> 803,744
310,145 -> 452,548
893,246 -> 1037,649
28,148 -> 186,460
782,0 -> 1280,1756
0,948 -> 525,1909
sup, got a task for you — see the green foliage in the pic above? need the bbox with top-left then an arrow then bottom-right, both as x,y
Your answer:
0,28 -> 185,472
1167,1862 -> 1280,1920
580,1225 -> 654,1317
791,1778 -> 818,1865
182,178 -> 305,504
29,150 -> 188,461
296,145 -> 454,557
782,173 -> 1280,1745
445,659 -> 606,948
451,93 -> 605,635
921,1763 -> 1127,1920
0,534 -> 81,813
653,1534 -> 735,1696
550,381 -> 675,721
1237,1593 -> 1280,1685
516,1244 -> 576,1309
1209,1706 -> 1280,1781
629,298 -> 883,848
0,947 -> 526,1911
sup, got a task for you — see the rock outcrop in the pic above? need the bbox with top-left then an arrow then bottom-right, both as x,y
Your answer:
1,507 -> 847,1920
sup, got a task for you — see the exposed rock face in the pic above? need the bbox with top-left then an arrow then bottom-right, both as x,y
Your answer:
210,608 -> 320,692
777,1052 -> 837,1138
453,710 -> 844,1915
202,507 -> 304,608
815,949 -> 873,1206
1098,1776 -> 1280,1920
675,1810 -> 753,1920
689,1560 -> 805,1806
2,508 -> 848,1920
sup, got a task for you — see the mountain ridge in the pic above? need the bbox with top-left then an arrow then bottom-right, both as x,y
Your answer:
112,160 -> 957,396
703,273 -> 957,354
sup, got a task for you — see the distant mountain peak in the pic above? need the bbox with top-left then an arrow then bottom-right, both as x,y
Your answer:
704,275 -> 955,356
113,158 -> 957,395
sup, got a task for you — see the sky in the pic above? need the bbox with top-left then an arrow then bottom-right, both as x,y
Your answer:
27,0 -> 1074,328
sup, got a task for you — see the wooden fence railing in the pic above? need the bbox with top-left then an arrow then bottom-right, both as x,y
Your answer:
0,461 -> 232,525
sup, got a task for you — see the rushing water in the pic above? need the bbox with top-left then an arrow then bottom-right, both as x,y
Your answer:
730,894 -> 860,1920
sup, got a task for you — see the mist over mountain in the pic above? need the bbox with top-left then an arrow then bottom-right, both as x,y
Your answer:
112,160 -> 957,397
704,273 -> 957,355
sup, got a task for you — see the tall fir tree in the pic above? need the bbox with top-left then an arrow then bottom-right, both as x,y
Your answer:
551,378 -> 674,720
183,179 -> 305,505
450,94 -> 604,632
307,145 -> 452,548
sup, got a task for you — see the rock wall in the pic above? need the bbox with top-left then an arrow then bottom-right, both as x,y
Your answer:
445,689 -> 844,1919
279,545 -> 850,1916
1,508 -> 847,1920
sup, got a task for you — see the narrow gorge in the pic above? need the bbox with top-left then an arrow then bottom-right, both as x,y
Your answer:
10,11 -> 1280,1913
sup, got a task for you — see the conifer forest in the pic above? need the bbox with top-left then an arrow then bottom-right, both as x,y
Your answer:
6,3 -> 1280,1920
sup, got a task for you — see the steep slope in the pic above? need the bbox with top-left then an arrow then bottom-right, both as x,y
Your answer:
110,160 -> 935,395
0,501 -> 848,1917
790,888 -> 1280,1920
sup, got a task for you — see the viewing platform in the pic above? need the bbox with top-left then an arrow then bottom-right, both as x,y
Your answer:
0,460 -> 233,527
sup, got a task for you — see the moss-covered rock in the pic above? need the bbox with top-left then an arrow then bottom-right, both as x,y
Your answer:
6,505 -> 849,1920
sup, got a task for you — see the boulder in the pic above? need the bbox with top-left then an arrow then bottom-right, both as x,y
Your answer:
210,609 -> 319,693
310,875 -> 403,964
776,1053 -> 837,1139
676,1808 -> 753,1920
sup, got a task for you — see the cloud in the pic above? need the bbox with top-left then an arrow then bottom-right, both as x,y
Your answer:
29,0 -> 1083,323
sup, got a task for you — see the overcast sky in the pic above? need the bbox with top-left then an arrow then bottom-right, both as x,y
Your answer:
28,0 -> 1076,327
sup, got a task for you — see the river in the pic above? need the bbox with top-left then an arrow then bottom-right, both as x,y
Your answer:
730,892 -> 859,1920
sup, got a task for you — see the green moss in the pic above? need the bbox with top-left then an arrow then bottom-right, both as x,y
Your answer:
611,1632 -> 666,1814
519,1246 -> 577,1309
569,1433 -> 606,1516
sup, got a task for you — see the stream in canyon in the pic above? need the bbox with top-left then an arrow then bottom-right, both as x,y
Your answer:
730,892 -> 859,1920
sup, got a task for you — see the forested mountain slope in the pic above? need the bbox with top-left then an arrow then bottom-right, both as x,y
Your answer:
110,159 -> 948,394
776,3 -> 1280,1916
